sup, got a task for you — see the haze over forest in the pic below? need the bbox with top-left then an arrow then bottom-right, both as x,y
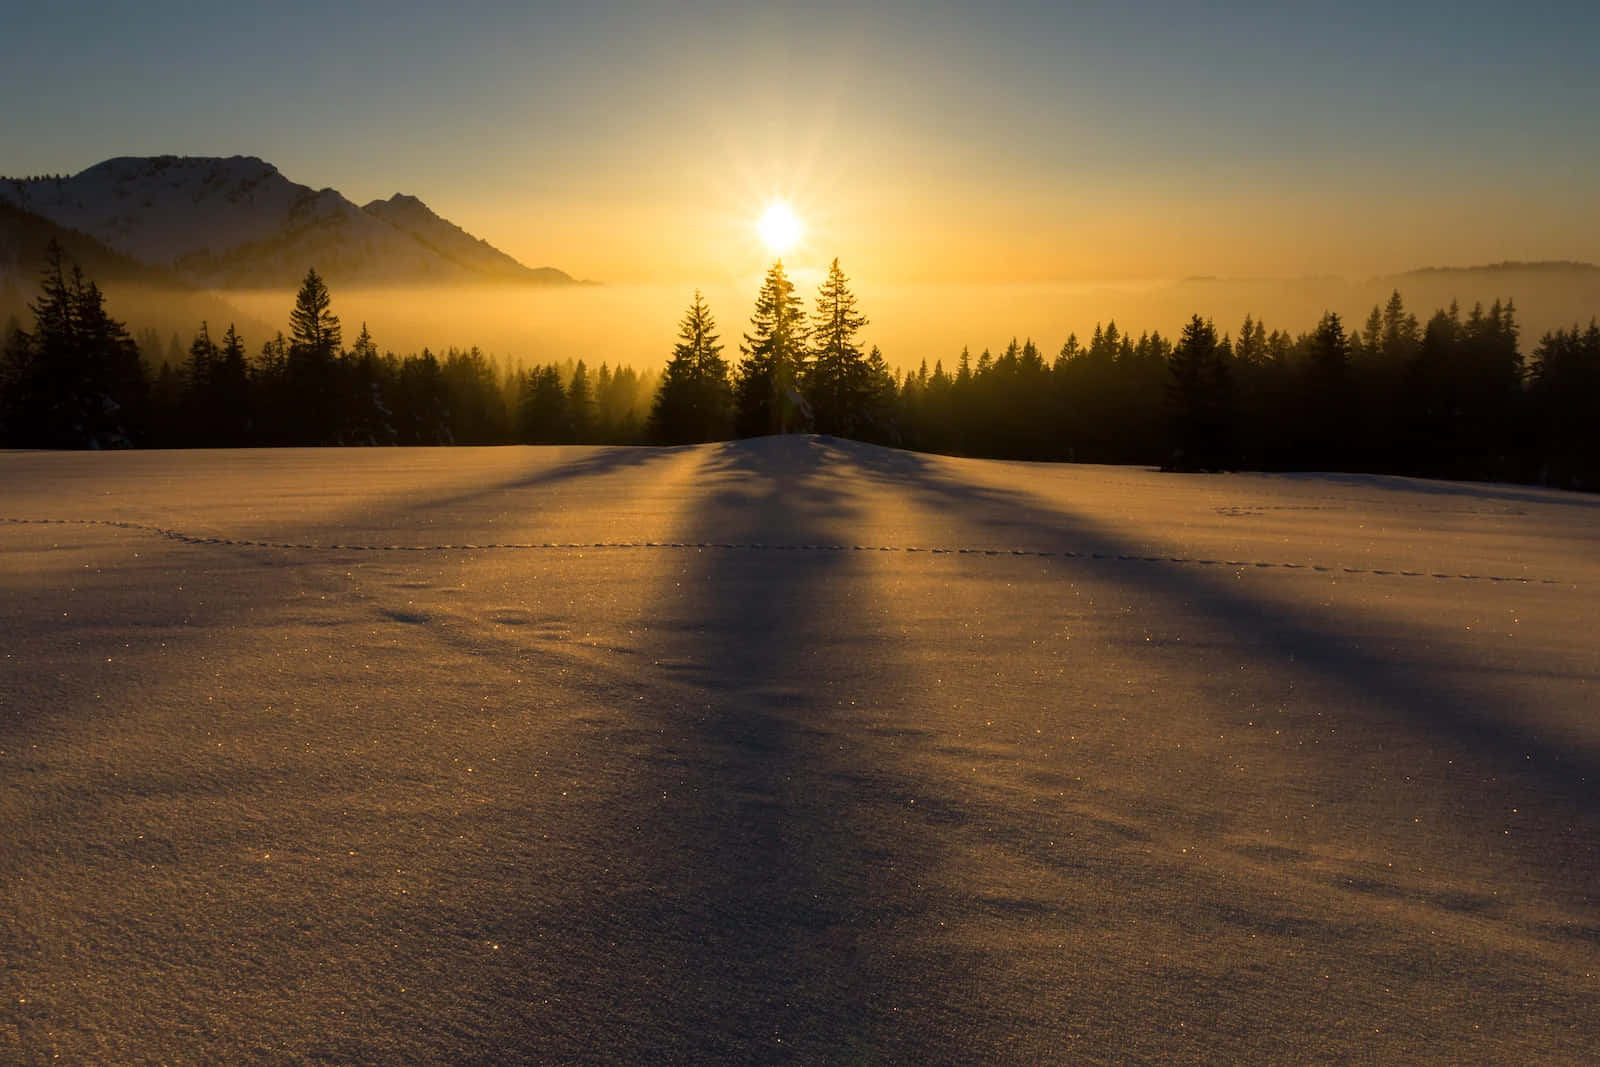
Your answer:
5,3 -> 1600,372
3,155 -> 1598,375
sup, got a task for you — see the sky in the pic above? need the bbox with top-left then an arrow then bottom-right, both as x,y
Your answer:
5,0 -> 1600,289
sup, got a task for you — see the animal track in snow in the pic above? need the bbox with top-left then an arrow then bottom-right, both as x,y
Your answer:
1,516 -> 1562,585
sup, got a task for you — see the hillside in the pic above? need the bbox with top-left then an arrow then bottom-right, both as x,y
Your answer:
0,199 -> 271,348
0,156 -> 577,289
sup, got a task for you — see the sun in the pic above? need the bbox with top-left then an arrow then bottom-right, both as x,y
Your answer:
757,201 -> 802,256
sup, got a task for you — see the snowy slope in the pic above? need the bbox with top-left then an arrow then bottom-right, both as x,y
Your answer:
0,156 -> 575,288
362,193 -> 573,285
2,439 -> 1596,1062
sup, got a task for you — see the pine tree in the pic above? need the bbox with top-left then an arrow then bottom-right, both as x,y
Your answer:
519,364 -> 568,444
804,258 -> 871,437
0,242 -> 146,447
289,268 -> 341,360
650,291 -> 733,443
214,324 -> 252,444
1165,314 -> 1231,470
343,322 -> 393,446
859,344 -> 899,444
1302,311 -> 1351,469
286,267 -> 343,443
734,260 -> 809,437
179,322 -> 220,445
568,360 -> 595,442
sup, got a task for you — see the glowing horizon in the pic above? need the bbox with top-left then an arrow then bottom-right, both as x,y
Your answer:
4,3 -> 1598,289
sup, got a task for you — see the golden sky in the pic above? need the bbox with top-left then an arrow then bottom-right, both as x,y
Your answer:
7,3 -> 1598,290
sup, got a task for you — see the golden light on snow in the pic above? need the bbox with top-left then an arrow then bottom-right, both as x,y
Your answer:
757,201 -> 802,256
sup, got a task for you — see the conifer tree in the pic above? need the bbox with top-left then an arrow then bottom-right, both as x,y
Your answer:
0,242 -> 145,447
519,364 -> 568,444
860,344 -> 899,444
1302,311 -> 1351,469
215,324 -> 252,444
804,258 -> 870,436
286,267 -> 343,443
185,321 -> 219,395
567,359 -> 595,443
179,322 -> 220,445
734,260 -> 809,436
1165,314 -> 1231,470
289,268 -> 342,360
344,322 -> 393,446
650,290 -> 732,443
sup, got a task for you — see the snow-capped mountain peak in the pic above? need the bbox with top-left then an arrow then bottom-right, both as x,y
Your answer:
0,155 -> 574,288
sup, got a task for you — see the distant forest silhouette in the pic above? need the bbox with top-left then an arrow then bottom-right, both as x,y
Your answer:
3,243 -> 1597,490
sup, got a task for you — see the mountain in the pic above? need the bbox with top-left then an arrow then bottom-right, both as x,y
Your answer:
360,193 -> 573,286
0,156 -> 577,289
0,199 -> 273,347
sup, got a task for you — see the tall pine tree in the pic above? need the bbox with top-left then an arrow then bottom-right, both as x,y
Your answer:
286,267 -> 342,444
650,290 -> 733,443
1165,315 -> 1231,470
803,258 -> 870,437
735,260 -> 809,437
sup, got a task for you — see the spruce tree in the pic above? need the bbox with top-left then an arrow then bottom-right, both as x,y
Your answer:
519,364 -> 568,444
180,322 -> 220,445
289,268 -> 342,359
215,324 -> 252,444
804,258 -> 870,437
1303,311 -> 1351,470
568,360 -> 595,443
1,242 -> 146,447
344,322 -> 393,446
286,267 -> 343,443
734,260 -> 809,437
1165,314 -> 1231,470
650,291 -> 732,443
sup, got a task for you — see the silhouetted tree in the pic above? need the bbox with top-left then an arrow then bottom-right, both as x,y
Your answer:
286,267 -> 343,443
1529,321 -> 1600,487
0,242 -> 145,447
735,260 -> 809,436
343,323 -> 394,445
1165,315 -> 1231,470
1300,311 -> 1351,469
804,258 -> 871,436
392,349 -> 452,445
650,291 -> 733,443
567,359 -> 595,443
519,364 -> 568,444
213,324 -> 252,444
442,347 -> 510,444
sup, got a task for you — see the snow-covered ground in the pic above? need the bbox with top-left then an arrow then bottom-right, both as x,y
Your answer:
2,438 -> 1596,1063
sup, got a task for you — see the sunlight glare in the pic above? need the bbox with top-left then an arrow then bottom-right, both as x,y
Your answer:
758,201 -> 802,256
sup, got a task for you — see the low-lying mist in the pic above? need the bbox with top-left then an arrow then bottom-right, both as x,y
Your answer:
95,265 -> 1600,374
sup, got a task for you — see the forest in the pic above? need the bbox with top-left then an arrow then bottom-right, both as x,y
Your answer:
2,243 -> 1597,489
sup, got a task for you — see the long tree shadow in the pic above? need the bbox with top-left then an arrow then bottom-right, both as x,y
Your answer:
278,443 -> 695,545
1271,469 -> 1600,511
820,437 -> 1600,817
486,436 -> 1006,1061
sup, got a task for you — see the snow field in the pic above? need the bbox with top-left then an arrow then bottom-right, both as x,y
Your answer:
2,438 -> 1596,1062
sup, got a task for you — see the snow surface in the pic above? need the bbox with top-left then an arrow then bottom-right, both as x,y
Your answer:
2,438 -> 1596,1062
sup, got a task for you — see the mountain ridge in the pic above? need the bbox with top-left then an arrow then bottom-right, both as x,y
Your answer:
0,155 -> 578,289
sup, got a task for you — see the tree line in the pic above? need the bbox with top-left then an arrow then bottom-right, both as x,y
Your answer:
2,243 -> 1597,489
0,246 -> 656,449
